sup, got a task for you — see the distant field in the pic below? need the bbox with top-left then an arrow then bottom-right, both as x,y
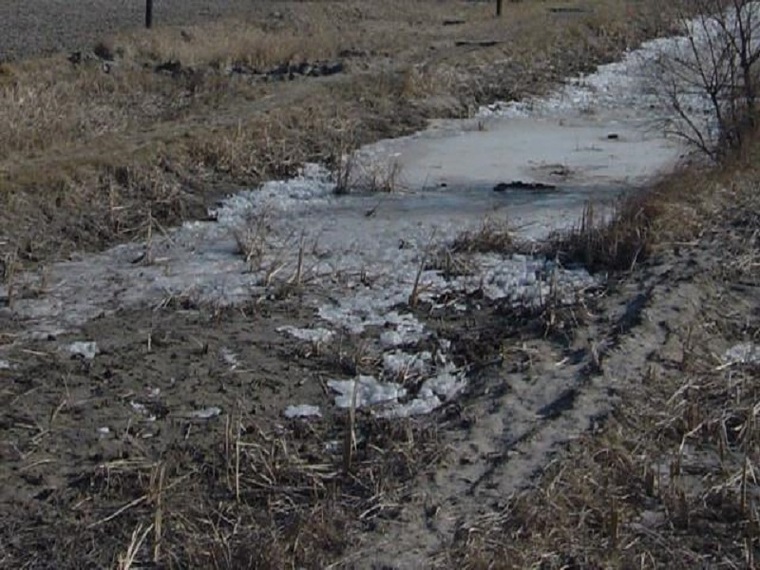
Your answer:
0,0 -> 276,60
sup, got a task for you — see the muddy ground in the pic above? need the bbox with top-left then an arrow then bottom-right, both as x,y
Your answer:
4,194 -> 758,569
1,1 -> 759,569
0,245 -> 628,567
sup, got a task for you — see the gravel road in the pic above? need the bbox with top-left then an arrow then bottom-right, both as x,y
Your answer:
0,0 -> 271,61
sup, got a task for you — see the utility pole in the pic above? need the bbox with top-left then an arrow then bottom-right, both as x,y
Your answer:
145,0 -> 154,29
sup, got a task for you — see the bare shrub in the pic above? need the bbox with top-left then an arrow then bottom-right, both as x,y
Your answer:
652,0 -> 760,159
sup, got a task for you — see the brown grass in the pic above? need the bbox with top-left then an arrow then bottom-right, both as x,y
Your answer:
450,218 -> 516,255
540,161 -> 724,273
1,411 -> 443,568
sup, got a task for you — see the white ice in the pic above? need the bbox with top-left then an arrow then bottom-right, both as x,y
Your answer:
722,342 -> 760,366
326,363 -> 467,418
277,325 -> 335,344
284,404 -> 323,419
67,341 -> 99,360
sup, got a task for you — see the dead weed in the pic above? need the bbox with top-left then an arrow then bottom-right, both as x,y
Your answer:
1,413 -> 443,569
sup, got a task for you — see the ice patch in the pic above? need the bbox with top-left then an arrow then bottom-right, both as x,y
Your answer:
220,347 -> 239,369
385,365 -> 467,418
328,375 -> 406,409
277,325 -> 335,344
187,406 -> 222,420
420,364 -> 467,400
209,163 -> 335,227
722,343 -> 760,366
447,254 -> 596,306
383,350 -> 432,379
130,401 -> 156,421
284,404 -> 322,418
317,295 -> 428,345
67,341 -> 98,360
327,364 -> 466,418
476,36 -> 675,120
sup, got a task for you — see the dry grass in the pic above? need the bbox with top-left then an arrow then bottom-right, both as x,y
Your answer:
1,412 -> 443,568
115,20 -> 341,71
450,218 -> 517,255
540,162 -> 723,273
543,197 -> 661,273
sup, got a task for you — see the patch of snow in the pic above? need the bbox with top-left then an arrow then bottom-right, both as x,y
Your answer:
446,254 -> 596,306
379,320 -> 427,348
208,163 -> 335,228
284,404 -> 322,418
220,347 -> 239,369
327,364 -> 466,418
722,343 -> 760,366
383,350 -> 431,379
328,375 -> 407,409
384,312 -> 427,344
277,325 -> 335,344
130,401 -> 156,422
67,341 -> 98,360
388,397 -> 444,417
388,364 -> 468,418
420,364 -> 467,400
476,35 -> 679,120
187,406 -> 222,419
317,294 -> 428,346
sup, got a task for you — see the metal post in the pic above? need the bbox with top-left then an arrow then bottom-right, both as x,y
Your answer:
496,0 -> 503,17
145,0 -> 154,29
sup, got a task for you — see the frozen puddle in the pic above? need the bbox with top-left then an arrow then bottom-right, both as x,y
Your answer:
0,28 -> 689,416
